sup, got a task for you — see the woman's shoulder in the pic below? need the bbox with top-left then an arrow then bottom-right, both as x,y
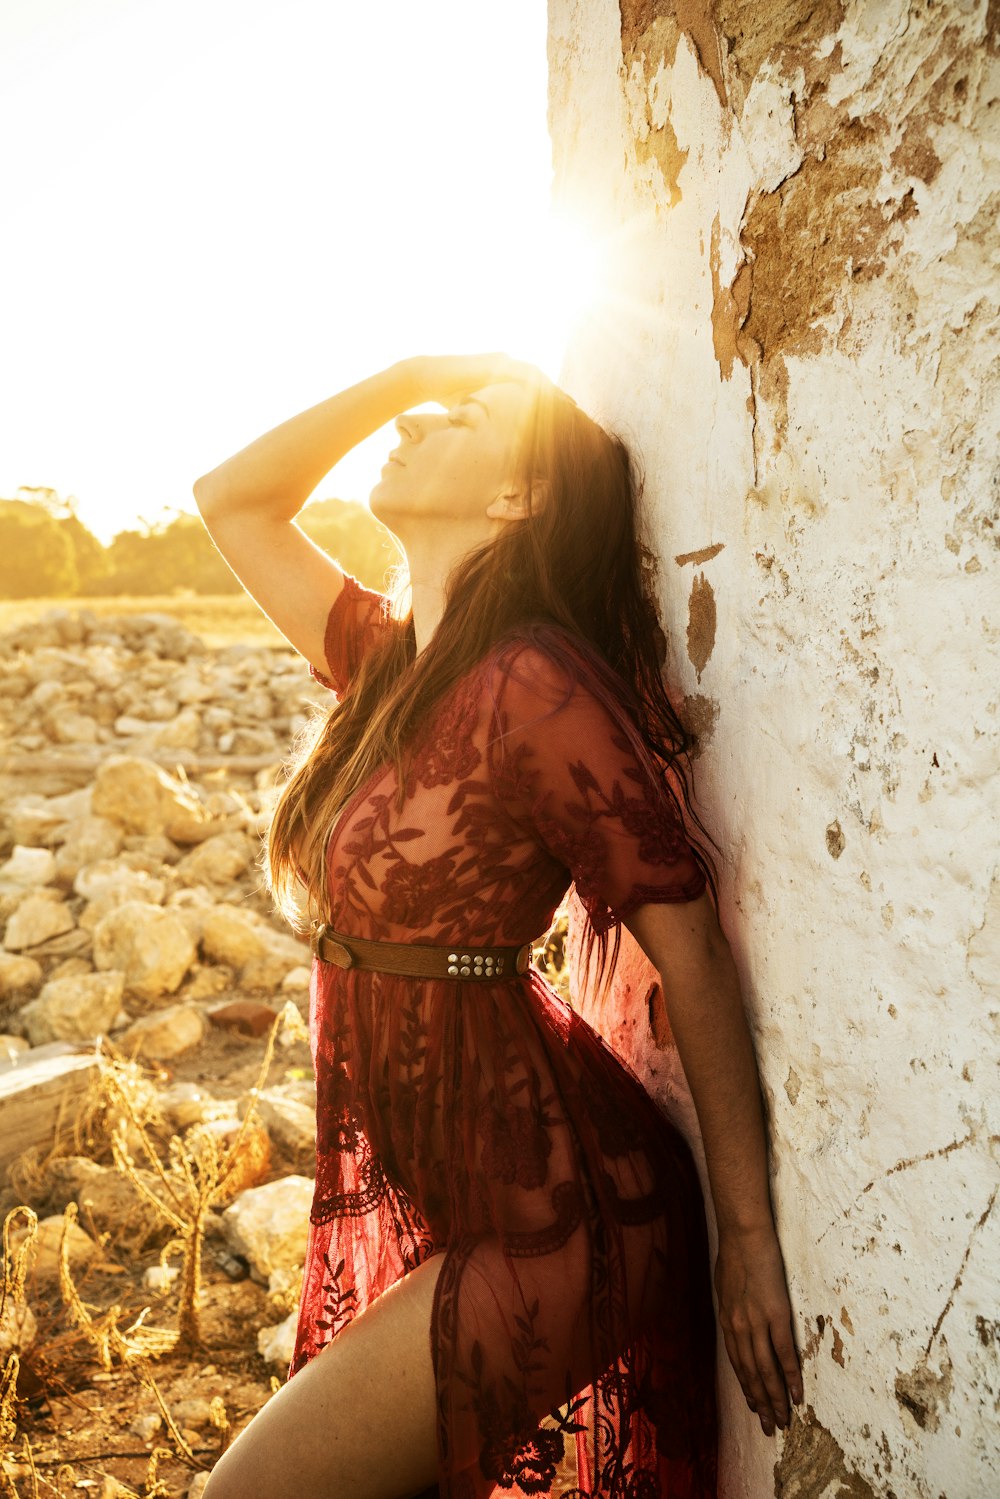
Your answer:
479,620 -> 632,720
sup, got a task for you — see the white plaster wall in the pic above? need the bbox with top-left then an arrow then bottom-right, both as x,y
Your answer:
548,3 -> 999,1495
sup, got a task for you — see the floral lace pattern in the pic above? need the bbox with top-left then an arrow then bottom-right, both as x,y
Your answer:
292,573 -> 718,1497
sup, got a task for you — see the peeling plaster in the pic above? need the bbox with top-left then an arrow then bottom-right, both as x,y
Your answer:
550,0 -> 999,1493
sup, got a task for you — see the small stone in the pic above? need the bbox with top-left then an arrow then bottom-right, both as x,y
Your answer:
208,1000 -> 279,1038
221,1175 -> 314,1282
92,901 -> 196,1000
0,953 -> 43,999
20,970 -> 125,1045
3,894 -> 75,951
0,846 -> 57,887
257,1309 -> 299,1366
8,1213 -> 98,1284
129,1411 -> 164,1442
117,1002 -> 207,1060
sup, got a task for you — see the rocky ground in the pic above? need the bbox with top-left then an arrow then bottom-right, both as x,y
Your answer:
0,603 -> 340,1498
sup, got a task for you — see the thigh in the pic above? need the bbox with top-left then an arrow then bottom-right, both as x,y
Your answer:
202,1252 -> 445,1499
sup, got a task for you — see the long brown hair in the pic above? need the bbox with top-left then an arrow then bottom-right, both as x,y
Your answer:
263,379 -> 720,990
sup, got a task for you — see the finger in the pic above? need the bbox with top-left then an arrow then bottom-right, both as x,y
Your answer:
732,1328 -> 776,1430
772,1318 -> 804,1405
751,1325 -> 791,1428
720,1327 -> 760,1420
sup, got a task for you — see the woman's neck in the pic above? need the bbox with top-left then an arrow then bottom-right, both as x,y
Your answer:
397,516 -> 500,656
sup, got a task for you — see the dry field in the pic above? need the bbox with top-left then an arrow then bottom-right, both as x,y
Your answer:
0,595 -> 288,651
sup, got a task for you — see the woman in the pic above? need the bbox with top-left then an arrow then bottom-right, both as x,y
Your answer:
193,354 -> 802,1499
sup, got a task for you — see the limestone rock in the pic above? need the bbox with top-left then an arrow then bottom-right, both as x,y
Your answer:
43,1156 -> 165,1249
201,904 -> 304,971
0,953 -> 43,999
3,894 -> 75,951
117,1001 -> 207,1059
20,970 -> 125,1045
240,952 -> 305,992
91,755 -> 213,843
158,1080 -> 219,1130
8,1213 -> 99,1284
149,707 -> 202,750
0,846 -> 57,887
173,831 -> 256,889
92,901 -> 197,999
251,1089 -> 316,1167
220,1175 -> 314,1283
78,869 -> 168,930
257,1309 -> 299,1366
129,1411 -> 164,1442
53,817 -> 124,884
48,710 -> 100,745
180,961 -> 235,1000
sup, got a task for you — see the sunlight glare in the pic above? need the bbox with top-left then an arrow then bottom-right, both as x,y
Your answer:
497,210 -> 607,381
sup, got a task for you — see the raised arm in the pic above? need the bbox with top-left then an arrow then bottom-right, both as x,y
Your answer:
192,353 -> 546,678
623,895 -> 803,1437
192,361 -> 422,678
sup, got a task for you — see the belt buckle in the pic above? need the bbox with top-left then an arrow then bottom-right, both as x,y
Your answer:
310,921 -> 356,970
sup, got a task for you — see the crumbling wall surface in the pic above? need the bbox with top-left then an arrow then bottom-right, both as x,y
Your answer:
549,2 -> 998,1495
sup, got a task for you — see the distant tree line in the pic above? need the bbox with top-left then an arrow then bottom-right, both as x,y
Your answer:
0,488 -> 401,598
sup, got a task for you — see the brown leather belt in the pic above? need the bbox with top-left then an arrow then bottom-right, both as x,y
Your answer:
309,923 -> 534,982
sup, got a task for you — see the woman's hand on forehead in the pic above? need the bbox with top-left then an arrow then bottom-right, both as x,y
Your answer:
401,352 -> 549,408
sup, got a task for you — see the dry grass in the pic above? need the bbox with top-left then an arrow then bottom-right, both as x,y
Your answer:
0,1005 -> 309,1497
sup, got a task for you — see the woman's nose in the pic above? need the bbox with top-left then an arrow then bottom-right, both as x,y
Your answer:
394,413 -> 419,440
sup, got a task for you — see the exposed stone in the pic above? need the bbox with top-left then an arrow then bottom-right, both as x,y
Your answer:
0,846 -> 57,887
42,1156 -> 165,1249
76,862 -> 168,929
3,894 -> 75,951
173,830 -> 257,889
91,755 -> 214,843
20,970 -> 125,1045
0,953 -> 44,999
220,1175 -> 314,1283
201,904 -> 302,970
91,901 -> 197,1000
117,1002 -> 207,1060
52,816 -> 124,884
8,1213 -> 99,1284
257,1309 -> 299,1366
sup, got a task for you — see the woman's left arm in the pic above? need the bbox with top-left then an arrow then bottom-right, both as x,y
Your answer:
624,893 -> 804,1435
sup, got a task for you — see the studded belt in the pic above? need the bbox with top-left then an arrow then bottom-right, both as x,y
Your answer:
309,923 -> 534,981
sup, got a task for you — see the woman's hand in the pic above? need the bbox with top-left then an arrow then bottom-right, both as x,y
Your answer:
399,352 -> 549,408
714,1222 -> 803,1436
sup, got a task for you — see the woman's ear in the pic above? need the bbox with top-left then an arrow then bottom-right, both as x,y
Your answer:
485,479 -> 550,521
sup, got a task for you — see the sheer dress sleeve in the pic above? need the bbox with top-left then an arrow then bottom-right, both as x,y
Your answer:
487,634 -> 707,934
308,572 -> 392,695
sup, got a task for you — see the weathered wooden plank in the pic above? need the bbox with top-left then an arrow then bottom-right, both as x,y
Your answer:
0,1041 -> 102,1182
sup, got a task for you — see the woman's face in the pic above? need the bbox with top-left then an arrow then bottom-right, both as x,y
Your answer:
369,381 -> 534,530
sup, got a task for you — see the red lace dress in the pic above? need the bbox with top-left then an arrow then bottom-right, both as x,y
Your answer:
287,574 -> 719,1499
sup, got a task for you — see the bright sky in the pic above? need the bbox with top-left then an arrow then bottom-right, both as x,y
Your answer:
0,0 -> 598,544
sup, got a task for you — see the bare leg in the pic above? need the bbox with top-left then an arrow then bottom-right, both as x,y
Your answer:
202,1252 -> 445,1499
